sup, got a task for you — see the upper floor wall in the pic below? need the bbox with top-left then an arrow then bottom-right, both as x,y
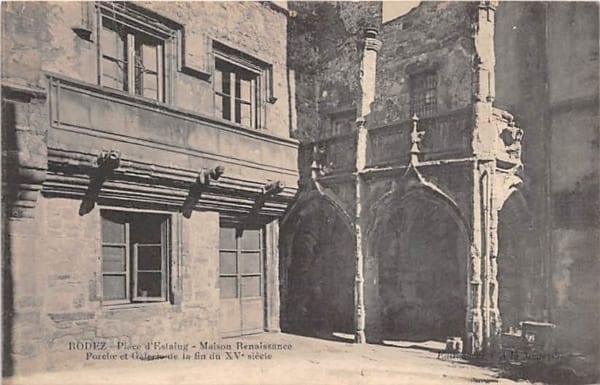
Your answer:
371,2 -> 475,127
288,1 -> 382,142
547,2 -> 599,105
2,1 -> 292,138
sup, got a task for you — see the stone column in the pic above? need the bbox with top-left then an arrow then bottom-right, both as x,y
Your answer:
265,219 -> 281,332
2,83 -> 49,375
354,28 -> 381,344
470,1 -> 499,353
468,163 -> 485,354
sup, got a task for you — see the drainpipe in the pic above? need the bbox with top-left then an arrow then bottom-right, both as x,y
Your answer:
354,27 -> 382,344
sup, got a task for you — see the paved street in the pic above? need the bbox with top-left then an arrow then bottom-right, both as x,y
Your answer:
5,333 -> 536,385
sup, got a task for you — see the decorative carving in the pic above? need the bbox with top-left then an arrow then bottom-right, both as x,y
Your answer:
410,114 -> 426,165
262,180 -> 285,196
364,27 -> 382,53
311,144 -> 327,178
237,180 -> 286,237
181,166 -> 225,218
499,121 -> 523,162
79,151 -> 121,215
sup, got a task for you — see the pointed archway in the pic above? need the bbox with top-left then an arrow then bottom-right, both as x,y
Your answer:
280,193 -> 356,339
374,192 -> 469,341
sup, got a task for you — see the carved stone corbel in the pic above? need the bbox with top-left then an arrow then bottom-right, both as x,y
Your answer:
79,150 -> 121,215
2,83 -> 48,219
181,165 -> 225,218
237,180 -> 285,236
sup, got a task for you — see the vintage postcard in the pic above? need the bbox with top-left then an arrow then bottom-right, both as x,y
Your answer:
1,1 -> 598,384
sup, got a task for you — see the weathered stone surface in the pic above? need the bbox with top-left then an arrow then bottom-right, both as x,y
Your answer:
2,2 -> 294,377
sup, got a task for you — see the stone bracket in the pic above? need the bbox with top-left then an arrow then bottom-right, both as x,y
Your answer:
2,82 -> 49,219
181,166 -> 225,218
237,180 -> 285,235
79,150 -> 121,215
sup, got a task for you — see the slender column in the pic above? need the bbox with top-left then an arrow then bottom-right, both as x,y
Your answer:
489,200 -> 501,344
468,164 -> 485,354
265,219 -> 281,332
354,28 -> 381,343
481,167 -> 492,348
470,1 -> 498,353
354,121 -> 367,343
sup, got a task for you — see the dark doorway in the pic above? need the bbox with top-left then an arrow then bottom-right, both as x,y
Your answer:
282,199 -> 355,339
377,195 -> 468,341
498,191 -> 532,331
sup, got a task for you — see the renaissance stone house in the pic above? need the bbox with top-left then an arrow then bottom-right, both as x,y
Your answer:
282,0 -> 598,362
2,1 -> 297,375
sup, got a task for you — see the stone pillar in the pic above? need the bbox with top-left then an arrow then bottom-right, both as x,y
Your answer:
354,28 -> 381,344
488,194 -> 501,345
2,83 -> 49,376
265,219 -> 281,332
480,166 -> 493,349
468,164 -> 485,354
469,1 -> 499,353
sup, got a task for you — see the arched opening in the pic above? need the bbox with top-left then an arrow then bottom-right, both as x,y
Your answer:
375,193 -> 468,341
281,197 -> 355,339
497,190 -> 532,331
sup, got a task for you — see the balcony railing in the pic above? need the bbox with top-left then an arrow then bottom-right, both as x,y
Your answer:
367,107 -> 473,168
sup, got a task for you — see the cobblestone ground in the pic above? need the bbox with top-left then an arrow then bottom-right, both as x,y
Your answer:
5,333 -> 537,385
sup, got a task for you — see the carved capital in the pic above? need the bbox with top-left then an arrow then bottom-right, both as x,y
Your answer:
364,37 -> 382,52
3,88 -> 49,219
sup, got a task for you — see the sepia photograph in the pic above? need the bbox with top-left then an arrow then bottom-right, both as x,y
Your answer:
1,1 -> 598,384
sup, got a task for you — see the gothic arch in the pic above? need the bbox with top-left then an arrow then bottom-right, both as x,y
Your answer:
363,173 -> 471,342
366,173 -> 471,244
280,189 -> 356,338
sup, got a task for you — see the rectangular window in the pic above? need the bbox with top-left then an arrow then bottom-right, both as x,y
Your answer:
219,227 -> 263,299
98,3 -> 174,102
327,108 -> 356,138
101,210 -> 169,303
410,71 -> 438,118
213,43 -> 271,129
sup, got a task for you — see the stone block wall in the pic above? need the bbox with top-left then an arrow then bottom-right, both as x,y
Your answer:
6,196 -> 221,374
371,2 -> 474,127
496,1 -> 599,357
1,1 -> 291,137
287,1 -> 382,142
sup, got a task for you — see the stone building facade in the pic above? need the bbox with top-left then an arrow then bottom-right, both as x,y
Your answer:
283,0 -> 598,363
2,0 -> 598,379
2,1 -> 297,376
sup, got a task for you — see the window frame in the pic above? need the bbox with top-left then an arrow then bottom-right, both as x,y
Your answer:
212,42 -> 272,130
96,2 -> 177,103
409,70 -> 438,118
218,226 -> 264,300
100,209 -> 171,306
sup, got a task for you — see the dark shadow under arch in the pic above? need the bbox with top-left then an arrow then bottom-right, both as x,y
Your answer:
365,185 -> 470,343
497,189 -> 534,331
280,192 -> 356,339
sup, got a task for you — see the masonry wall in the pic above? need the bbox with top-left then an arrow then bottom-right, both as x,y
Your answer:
495,2 -> 599,356
371,2 -> 473,127
546,2 -> 599,356
287,1 -> 382,141
1,1 -> 291,137
7,196 -> 220,374
2,1 -> 295,377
